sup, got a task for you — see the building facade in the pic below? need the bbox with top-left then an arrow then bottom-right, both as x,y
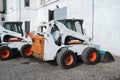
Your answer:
6,0 -> 38,32
4,0 -> 120,56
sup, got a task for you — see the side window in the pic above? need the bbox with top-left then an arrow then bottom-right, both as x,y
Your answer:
4,24 -> 17,32
65,21 -> 76,31
75,21 -> 83,34
4,23 -> 22,34
65,21 -> 72,30
13,24 -> 22,33
25,21 -> 30,33
51,24 -> 61,46
4,24 -> 11,30
12,24 -> 18,32
25,0 -> 30,7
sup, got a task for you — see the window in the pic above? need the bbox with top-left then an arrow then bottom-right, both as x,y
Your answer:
3,23 -> 22,33
3,0 -> 7,13
25,0 -> 30,7
48,10 -> 54,21
65,21 -> 76,31
25,21 -> 30,32
75,21 -> 82,34
65,22 -> 72,30
2,18 -> 5,21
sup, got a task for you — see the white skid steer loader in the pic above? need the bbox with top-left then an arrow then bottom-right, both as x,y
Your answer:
0,21 -> 32,60
32,19 -> 114,69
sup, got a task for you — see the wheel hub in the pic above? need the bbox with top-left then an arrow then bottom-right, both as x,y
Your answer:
23,48 -> 32,56
89,51 -> 97,62
0,50 -> 10,59
64,54 -> 74,66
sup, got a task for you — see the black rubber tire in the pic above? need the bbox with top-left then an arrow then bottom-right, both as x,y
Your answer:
20,44 -> 32,58
0,46 -> 12,60
82,47 -> 100,65
57,50 -> 77,69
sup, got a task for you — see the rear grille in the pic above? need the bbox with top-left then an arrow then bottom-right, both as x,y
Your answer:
32,35 -> 44,60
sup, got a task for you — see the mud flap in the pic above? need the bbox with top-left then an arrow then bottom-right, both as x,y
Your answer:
99,50 -> 115,63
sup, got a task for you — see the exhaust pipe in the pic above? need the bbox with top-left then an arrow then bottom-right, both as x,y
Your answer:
99,50 -> 115,63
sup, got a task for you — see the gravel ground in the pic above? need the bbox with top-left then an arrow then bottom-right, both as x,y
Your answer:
0,56 -> 120,80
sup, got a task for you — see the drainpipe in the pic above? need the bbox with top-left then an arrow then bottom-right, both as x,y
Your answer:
92,0 -> 94,40
19,0 -> 21,21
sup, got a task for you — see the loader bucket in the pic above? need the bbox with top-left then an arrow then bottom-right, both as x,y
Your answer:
99,50 -> 115,63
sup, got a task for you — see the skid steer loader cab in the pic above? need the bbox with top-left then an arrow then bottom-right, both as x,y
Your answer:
58,19 -> 84,35
2,22 -> 23,36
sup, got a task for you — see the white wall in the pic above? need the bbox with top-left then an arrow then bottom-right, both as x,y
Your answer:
94,0 -> 120,56
7,0 -> 20,21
